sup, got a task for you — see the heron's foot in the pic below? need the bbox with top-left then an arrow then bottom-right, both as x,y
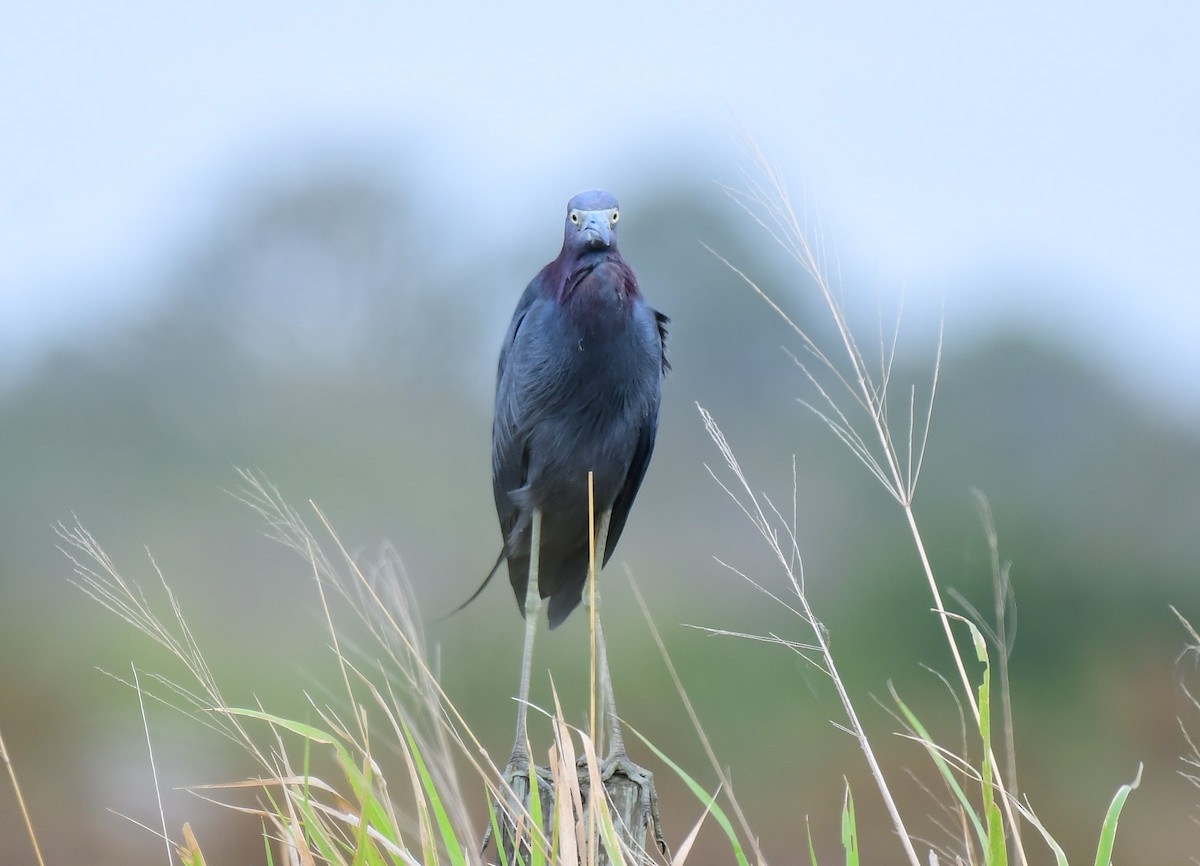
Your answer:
501,754 -> 555,792
576,750 -> 667,857
500,756 -> 555,822
479,756 -> 554,854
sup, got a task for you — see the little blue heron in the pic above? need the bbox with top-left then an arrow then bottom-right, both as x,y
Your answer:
488,189 -> 668,817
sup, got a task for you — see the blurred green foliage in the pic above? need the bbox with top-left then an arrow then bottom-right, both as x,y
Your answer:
1,164 -> 1198,864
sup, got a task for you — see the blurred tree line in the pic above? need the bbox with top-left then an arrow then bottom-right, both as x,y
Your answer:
1,161 -> 1198,864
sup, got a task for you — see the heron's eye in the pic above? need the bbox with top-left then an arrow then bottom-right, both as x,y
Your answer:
570,212 -> 580,224
610,210 -> 619,224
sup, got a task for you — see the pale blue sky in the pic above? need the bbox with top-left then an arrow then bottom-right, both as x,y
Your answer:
3,1 -> 1198,421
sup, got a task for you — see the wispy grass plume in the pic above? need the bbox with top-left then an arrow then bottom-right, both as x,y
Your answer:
700,137 -> 1143,863
57,469 -> 748,866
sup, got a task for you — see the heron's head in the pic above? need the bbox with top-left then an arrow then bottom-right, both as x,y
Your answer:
563,190 -> 620,253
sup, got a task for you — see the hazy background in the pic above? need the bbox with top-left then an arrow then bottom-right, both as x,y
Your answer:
2,2 -> 1199,863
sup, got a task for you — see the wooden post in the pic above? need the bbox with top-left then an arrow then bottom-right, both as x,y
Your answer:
494,763 -> 661,865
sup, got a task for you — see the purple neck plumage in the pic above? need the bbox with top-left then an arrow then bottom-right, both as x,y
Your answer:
548,245 -> 640,307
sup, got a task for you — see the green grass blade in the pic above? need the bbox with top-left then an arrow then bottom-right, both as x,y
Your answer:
841,784 -> 858,866
527,770 -> 547,866
486,796 -> 516,866
220,708 -> 359,778
220,708 -> 335,743
1093,764 -> 1142,866
965,620 -> 1007,866
1020,802 -> 1069,866
295,794 -> 345,863
261,819 -> 275,866
400,719 -> 465,866
593,786 -> 628,866
222,708 -> 403,863
628,726 -> 750,866
892,690 -> 987,851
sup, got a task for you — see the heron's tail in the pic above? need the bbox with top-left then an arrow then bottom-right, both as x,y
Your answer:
430,547 -> 506,624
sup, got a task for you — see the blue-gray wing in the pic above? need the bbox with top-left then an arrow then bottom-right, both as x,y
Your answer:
439,280 -> 542,624
602,307 -> 668,564
491,278 -> 542,546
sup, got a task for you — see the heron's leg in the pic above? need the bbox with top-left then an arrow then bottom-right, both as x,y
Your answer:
485,510 -> 551,856
584,510 -> 623,757
584,511 -> 667,854
508,507 -> 543,771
